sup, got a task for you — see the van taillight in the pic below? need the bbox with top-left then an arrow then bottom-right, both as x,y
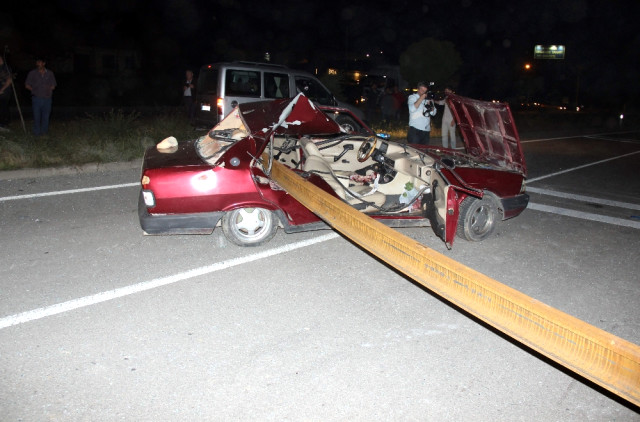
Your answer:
216,98 -> 224,116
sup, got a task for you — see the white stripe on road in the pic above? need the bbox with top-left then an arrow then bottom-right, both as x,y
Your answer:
526,187 -> 640,211
520,130 -> 638,144
0,232 -> 340,330
527,150 -> 640,183
527,203 -> 640,229
521,135 -> 584,143
586,135 -> 640,143
0,182 -> 139,202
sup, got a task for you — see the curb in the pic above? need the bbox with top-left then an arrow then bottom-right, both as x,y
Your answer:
0,160 -> 142,181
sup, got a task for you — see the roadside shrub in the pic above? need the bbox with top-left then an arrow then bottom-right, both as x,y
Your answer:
0,139 -> 26,170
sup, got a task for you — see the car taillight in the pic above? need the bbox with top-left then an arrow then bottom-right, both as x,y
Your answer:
141,175 -> 150,186
142,190 -> 155,207
216,98 -> 224,117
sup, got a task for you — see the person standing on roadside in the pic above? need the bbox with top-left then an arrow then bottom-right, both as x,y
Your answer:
435,87 -> 457,148
392,85 -> 405,120
0,56 -> 13,129
380,86 -> 396,123
183,69 -> 196,123
25,57 -> 56,136
407,81 -> 437,145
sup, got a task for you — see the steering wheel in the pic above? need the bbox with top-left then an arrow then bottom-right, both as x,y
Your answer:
357,137 -> 378,162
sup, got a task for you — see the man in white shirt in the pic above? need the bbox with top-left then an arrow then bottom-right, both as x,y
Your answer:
407,81 -> 437,145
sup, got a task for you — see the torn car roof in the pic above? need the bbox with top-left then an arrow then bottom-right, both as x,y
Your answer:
238,93 -> 343,138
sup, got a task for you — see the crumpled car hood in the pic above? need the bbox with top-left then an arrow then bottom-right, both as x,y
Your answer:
447,94 -> 527,176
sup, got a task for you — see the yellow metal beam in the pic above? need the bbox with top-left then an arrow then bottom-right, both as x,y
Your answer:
266,155 -> 640,406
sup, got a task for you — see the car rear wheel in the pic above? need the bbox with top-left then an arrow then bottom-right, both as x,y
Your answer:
456,196 -> 499,241
221,208 -> 278,246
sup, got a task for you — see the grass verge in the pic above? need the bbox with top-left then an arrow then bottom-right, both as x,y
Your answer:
0,109 -> 196,170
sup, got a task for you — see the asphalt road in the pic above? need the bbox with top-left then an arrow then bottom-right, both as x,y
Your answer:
1,130 -> 639,421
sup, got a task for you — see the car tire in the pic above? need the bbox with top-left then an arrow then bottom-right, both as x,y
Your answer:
456,195 -> 500,241
221,207 -> 278,247
334,115 -> 359,134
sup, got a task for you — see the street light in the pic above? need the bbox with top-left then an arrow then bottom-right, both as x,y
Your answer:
523,63 -> 532,103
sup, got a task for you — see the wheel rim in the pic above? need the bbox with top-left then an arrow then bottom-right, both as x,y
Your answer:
231,208 -> 268,240
340,122 -> 356,133
470,204 -> 494,236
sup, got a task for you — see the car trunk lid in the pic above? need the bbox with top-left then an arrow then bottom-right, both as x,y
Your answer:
142,139 -> 203,172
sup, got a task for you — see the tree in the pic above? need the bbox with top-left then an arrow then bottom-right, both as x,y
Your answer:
399,38 -> 462,90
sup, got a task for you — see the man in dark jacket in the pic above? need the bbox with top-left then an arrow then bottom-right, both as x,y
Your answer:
25,57 -> 57,136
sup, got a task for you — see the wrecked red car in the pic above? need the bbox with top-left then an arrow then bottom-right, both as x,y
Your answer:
139,93 -> 528,247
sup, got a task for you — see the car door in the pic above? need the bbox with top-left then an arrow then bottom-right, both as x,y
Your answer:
425,169 -> 459,248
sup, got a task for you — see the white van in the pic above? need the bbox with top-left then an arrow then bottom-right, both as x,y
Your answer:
194,61 -> 364,130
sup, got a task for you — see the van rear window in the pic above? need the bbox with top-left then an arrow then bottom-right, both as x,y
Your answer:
197,68 -> 218,95
226,69 -> 261,97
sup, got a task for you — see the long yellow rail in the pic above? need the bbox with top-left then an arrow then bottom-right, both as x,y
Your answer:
267,156 -> 640,406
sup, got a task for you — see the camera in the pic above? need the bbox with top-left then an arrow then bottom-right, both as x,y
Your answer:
425,81 -> 436,99
423,82 -> 435,115
423,100 -> 435,115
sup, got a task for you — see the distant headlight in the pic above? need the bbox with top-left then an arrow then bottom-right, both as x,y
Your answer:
142,190 -> 155,207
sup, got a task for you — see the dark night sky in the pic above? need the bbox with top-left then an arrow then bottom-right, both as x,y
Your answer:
2,0 -> 639,108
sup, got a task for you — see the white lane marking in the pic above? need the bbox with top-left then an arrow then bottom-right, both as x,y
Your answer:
520,130 -> 638,144
527,203 -> 640,229
586,135 -> 640,143
527,187 -> 640,211
0,182 -> 139,202
521,135 -> 583,143
527,150 -> 640,183
0,232 -> 340,330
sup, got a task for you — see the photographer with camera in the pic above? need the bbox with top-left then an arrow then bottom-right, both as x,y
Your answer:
407,81 -> 437,145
